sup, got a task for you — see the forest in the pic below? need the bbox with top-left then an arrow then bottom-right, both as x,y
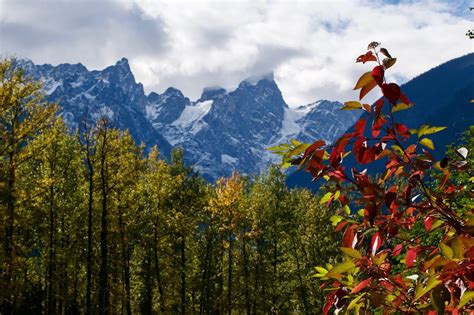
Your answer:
0,59 -> 341,314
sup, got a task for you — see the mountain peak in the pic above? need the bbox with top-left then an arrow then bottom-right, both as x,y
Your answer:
99,57 -> 136,87
164,87 -> 185,97
147,91 -> 161,103
240,72 -> 275,87
106,57 -> 131,75
115,57 -> 129,67
198,86 -> 227,102
13,58 -> 36,72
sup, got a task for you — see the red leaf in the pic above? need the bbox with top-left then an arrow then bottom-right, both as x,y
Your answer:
351,278 -> 371,294
389,201 -> 399,214
380,279 -> 394,291
372,115 -> 387,138
329,149 -> 343,168
311,149 -> 325,165
399,93 -> 410,105
445,307 -> 458,315
386,158 -> 399,170
438,172 -> 450,189
395,123 -> 410,138
354,118 -> 367,136
465,245 -> 474,259
424,216 -> 433,232
379,48 -> 392,58
406,144 -> 417,156
326,194 -> 335,208
394,274 -> 406,288
359,79 -> 377,100
444,184 -> 455,193
374,98 -> 384,116
371,66 -> 385,86
392,244 -> 403,256
384,190 -> 397,208
335,221 -> 348,232
405,248 -> 417,268
373,141 -> 385,158
338,193 -> 349,206
409,170 -> 422,184
304,140 -> 325,159
365,203 -> 377,225
354,140 -> 368,165
329,169 -> 346,181
361,147 -> 376,164
342,226 -> 356,248
371,232 -> 382,256
422,148 -> 434,162
356,51 -> 377,63
395,123 -> 408,134
323,290 -> 337,315
381,83 -> 401,105
329,136 -> 351,168
404,185 -> 412,205
305,161 -> 328,180
334,134 -> 351,152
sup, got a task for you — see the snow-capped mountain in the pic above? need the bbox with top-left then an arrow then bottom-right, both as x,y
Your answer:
18,58 -> 172,156
19,58 -> 360,181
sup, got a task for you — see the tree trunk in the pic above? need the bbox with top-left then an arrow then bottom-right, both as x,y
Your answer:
142,243 -> 153,315
252,238 -> 262,315
85,147 -> 94,315
199,226 -> 212,315
227,231 -> 233,315
242,236 -> 250,315
2,124 -> 16,315
272,236 -> 278,313
292,238 -> 309,315
118,207 -> 132,315
98,128 -> 109,315
180,236 -> 186,315
153,227 -> 166,313
47,183 -> 56,315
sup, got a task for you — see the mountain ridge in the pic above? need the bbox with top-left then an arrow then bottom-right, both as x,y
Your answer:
15,57 -> 362,180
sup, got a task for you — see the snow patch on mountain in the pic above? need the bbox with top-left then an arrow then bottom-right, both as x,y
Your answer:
172,100 -> 213,133
43,80 -> 62,95
221,154 -> 238,164
145,104 -> 159,121
91,106 -> 114,120
280,101 -> 321,140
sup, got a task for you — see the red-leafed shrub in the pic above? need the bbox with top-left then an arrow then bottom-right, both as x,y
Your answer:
272,42 -> 474,313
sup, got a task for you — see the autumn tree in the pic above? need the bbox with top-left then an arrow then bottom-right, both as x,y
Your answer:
0,59 -> 57,314
209,172 -> 244,314
19,116 -> 84,314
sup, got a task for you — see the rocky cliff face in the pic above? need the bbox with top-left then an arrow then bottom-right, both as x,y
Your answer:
20,58 -> 360,181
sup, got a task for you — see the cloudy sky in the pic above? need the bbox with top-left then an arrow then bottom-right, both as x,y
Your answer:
0,0 -> 473,106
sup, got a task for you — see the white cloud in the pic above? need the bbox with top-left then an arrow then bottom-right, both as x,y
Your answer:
1,0 -> 472,106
